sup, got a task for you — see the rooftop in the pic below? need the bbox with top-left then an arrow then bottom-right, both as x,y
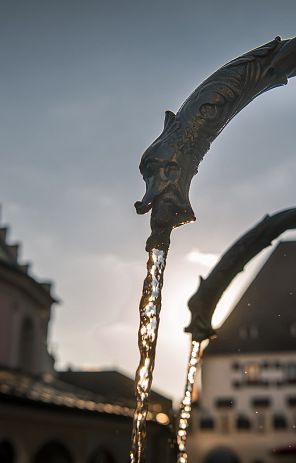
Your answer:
0,367 -> 172,424
58,369 -> 172,413
206,241 -> 296,355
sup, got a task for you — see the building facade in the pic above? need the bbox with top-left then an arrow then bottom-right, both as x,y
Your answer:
189,241 -> 296,463
0,224 -> 57,376
0,216 -> 174,463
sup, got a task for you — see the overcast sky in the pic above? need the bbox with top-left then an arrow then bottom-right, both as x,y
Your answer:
0,0 -> 295,401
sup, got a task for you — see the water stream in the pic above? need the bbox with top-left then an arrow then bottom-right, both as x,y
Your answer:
177,340 -> 202,463
130,248 -> 167,463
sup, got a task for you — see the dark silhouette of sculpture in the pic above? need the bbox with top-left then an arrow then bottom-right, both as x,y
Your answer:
185,208 -> 296,342
135,37 -> 296,251
132,37 -> 296,462
176,209 -> 296,462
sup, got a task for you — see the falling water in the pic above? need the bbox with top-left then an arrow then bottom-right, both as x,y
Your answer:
177,340 -> 202,463
130,248 -> 167,463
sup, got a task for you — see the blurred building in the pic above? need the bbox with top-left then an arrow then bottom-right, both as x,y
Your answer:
189,241 -> 296,463
0,217 -> 174,463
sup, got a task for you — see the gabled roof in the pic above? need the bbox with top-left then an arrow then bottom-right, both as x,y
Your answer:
0,368 -> 136,419
58,370 -> 172,413
206,241 -> 296,355
0,367 -> 172,426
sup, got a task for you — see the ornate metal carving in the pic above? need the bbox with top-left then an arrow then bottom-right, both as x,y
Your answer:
185,208 -> 296,342
135,37 -> 296,251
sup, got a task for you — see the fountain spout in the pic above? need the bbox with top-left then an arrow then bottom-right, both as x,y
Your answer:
135,36 -> 296,252
133,37 -> 296,463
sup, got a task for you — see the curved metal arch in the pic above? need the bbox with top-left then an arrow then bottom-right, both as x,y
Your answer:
135,36 -> 296,250
185,207 -> 296,342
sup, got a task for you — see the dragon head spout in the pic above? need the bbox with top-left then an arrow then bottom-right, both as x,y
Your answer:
267,36 -> 296,79
134,36 -> 296,250
134,110 -> 196,237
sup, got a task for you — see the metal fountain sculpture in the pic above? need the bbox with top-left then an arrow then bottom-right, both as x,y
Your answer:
186,209 -> 296,343
131,37 -> 296,463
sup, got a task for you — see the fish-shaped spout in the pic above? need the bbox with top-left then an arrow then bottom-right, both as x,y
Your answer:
135,36 -> 296,249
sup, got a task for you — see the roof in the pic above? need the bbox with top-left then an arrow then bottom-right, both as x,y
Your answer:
0,368 -> 171,424
0,220 -> 58,305
206,241 -> 296,355
58,370 -> 172,413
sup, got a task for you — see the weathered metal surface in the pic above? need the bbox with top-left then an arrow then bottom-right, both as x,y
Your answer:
133,37 -> 296,462
135,37 -> 296,251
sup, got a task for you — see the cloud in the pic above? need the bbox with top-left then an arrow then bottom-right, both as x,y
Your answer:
185,249 -> 219,268
1,0 -> 296,402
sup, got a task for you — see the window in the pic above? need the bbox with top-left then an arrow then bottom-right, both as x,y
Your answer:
232,362 -> 241,371
245,363 -> 261,382
19,317 -> 34,372
204,447 -> 240,463
273,414 -> 287,430
287,396 -> 296,407
286,363 -> 296,383
251,397 -> 271,408
261,361 -> 269,369
200,417 -> 214,430
236,415 -> 251,430
215,398 -> 235,408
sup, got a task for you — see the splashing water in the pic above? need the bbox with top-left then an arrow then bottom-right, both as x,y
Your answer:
130,248 -> 167,463
177,340 -> 202,463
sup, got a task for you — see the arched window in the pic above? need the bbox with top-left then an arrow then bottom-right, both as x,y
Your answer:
19,317 -> 34,372
88,448 -> 115,463
0,440 -> 15,463
204,447 -> 240,463
34,441 -> 73,463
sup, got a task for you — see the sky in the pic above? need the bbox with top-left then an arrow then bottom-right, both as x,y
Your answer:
0,0 -> 296,401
